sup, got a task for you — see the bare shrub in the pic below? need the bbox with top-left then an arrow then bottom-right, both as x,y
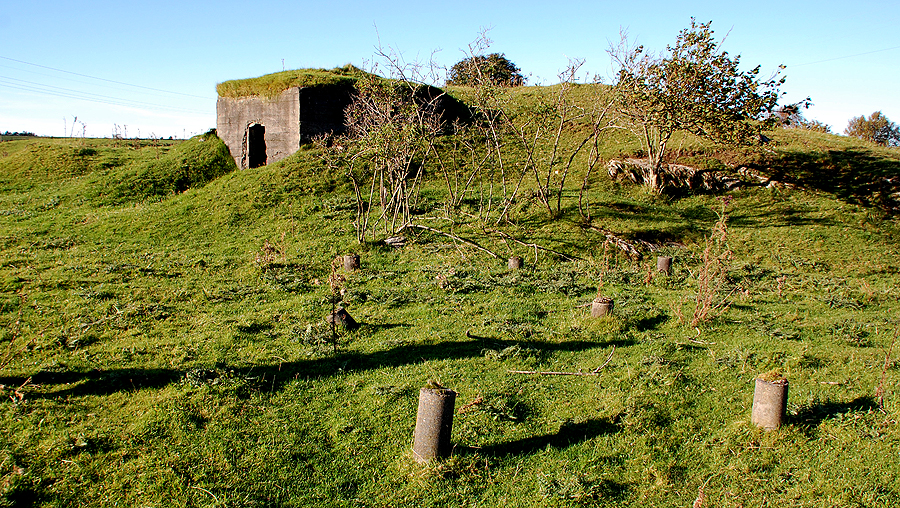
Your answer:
254,233 -> 285,268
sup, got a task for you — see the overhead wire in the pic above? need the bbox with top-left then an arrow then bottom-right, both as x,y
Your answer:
0,55 -> 214,99
791,45 -> 900,67
0,62 -> 215,103
0,55 -> 216,122
0,75 -> 210,115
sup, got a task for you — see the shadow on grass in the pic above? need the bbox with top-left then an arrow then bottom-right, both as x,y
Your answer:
464,416 -> 620,458
5,336 -> 627,399
790,396 -> 879,433
631,313 -> 669,332
766,148 -> 900,212
729,203 -> 839,229
563,202 -> 709,252
358,322 -> 410,332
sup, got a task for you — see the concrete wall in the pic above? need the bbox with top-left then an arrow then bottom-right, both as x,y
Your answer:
216,88 -> 301,169
216,84 -> 356,169
298,83 -> 355,141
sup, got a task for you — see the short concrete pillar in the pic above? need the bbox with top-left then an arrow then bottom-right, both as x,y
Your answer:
591,297 -> 614,318
508,256 -> 524,270
325,307 -> 359,331
657,256 -> 672,274
751,377 -> 788,430
412,387 -> 456,463
343,254 -> 360,271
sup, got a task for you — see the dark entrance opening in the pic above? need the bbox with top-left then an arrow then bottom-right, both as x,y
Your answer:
248,124 -> 266,168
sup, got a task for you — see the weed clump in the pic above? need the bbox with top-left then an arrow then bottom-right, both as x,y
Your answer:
757,369 -> 787,383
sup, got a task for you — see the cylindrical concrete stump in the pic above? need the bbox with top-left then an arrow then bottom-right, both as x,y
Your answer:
657,256 -> 672,274
412,387 -> 456,463
343,254 -> 360,271
591,297 -> 614,318
751,377 -> 788,430
508,256 -> 524,270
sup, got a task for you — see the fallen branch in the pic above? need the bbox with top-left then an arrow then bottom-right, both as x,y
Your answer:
488,229 -> 583,262
508,346 -> 614,376
7,376 -> 32,403
507,370 -> 599,376
586,226 -> 646,260
403,224 -> 500,258
458,395 -> 484,413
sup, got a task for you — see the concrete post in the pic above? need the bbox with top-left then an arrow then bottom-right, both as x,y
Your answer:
508,256 -> 524,270
343,254 -> 360,271
412,387 -> 456,463
751,377 -> 788,430
657,256 -> 672,274
591,297 -> 614,318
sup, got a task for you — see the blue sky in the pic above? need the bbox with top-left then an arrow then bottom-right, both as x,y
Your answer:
2,0 -> 898,138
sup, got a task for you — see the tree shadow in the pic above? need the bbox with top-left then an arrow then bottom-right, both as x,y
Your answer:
357,322 -> 410,332
235,322 -> 274,335
567,203 -> 709,251
729,203 -> 838,229
4,336 -> 624,399
790,396 -> 879,434
2,367 -> 182,398
765,148 -> 900,212
459,416 -> 620,458
630,312 -> 669,332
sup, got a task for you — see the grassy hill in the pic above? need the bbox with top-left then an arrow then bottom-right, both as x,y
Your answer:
1,87 -> 900,506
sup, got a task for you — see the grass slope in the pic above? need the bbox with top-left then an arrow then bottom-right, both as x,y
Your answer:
1,110 -> 899,506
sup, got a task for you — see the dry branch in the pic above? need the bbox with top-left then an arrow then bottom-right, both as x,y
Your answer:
403,224 -> 500,258
489,228 -> 583,261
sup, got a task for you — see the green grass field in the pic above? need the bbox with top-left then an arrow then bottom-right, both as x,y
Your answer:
2,86 -> 900,506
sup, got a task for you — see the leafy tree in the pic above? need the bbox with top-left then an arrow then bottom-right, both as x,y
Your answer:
446,53 -> 525,87
844,111 -> 900,147
772,104 -> 832,133
610,19 -> 785,192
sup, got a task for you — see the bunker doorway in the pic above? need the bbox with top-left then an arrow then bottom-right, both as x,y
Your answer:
248,124 -> 266,168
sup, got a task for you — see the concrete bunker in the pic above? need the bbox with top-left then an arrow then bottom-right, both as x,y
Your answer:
216,82 -> 356,169
216,67 -> 471,170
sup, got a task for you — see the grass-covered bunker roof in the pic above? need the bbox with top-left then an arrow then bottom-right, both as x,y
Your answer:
215,65 -> 369,98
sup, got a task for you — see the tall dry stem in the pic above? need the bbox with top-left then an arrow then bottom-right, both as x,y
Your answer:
327,257 -> 347,353
690,198 -> 733,327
